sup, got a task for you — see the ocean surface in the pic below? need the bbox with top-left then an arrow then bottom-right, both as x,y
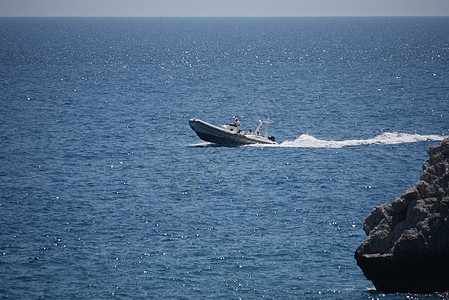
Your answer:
0,17 -> 448,299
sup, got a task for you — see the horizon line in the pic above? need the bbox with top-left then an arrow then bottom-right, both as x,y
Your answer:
1,15 -> 449,18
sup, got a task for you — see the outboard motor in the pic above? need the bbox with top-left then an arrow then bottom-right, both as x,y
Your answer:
268,136 -> 276,142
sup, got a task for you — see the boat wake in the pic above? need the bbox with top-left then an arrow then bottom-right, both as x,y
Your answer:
255,132 -> 445,148
187,142 -> 221,147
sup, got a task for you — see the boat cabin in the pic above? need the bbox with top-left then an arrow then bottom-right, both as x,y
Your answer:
221,121 -> 243,133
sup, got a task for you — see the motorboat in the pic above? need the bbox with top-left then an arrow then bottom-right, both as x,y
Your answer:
189,118 -> 277,146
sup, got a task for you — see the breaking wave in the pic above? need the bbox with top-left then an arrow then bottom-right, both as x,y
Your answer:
275,132 -> 445,148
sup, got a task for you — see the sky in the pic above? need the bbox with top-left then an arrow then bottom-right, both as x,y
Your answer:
1,0 -> 449,17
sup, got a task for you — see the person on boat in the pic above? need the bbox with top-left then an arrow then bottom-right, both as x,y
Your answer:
256,131 -> 260,136
248,129 -> 253,135
235,118 -> 240,127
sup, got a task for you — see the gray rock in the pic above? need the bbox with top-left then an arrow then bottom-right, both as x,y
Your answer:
363,204 -> 392,235
355,138 -> 449,294
391,197 -> 407,213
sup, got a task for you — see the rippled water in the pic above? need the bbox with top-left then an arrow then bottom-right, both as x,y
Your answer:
1,17 -> 448,298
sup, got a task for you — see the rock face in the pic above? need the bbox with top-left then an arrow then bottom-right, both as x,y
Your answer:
355,138 -> 449,294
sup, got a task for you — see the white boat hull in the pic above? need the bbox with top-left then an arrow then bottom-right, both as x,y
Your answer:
189,119 -> 277,146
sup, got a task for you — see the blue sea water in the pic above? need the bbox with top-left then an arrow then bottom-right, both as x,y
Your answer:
0,17 -> 448,299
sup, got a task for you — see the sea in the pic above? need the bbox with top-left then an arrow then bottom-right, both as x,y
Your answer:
0,17 -> 448,299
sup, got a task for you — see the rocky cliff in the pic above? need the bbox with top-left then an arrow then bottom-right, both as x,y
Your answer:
355,138 -> 449,294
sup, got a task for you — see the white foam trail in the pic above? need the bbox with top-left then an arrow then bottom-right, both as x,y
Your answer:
273,132 -> 445,148
187,141 -> 213,147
